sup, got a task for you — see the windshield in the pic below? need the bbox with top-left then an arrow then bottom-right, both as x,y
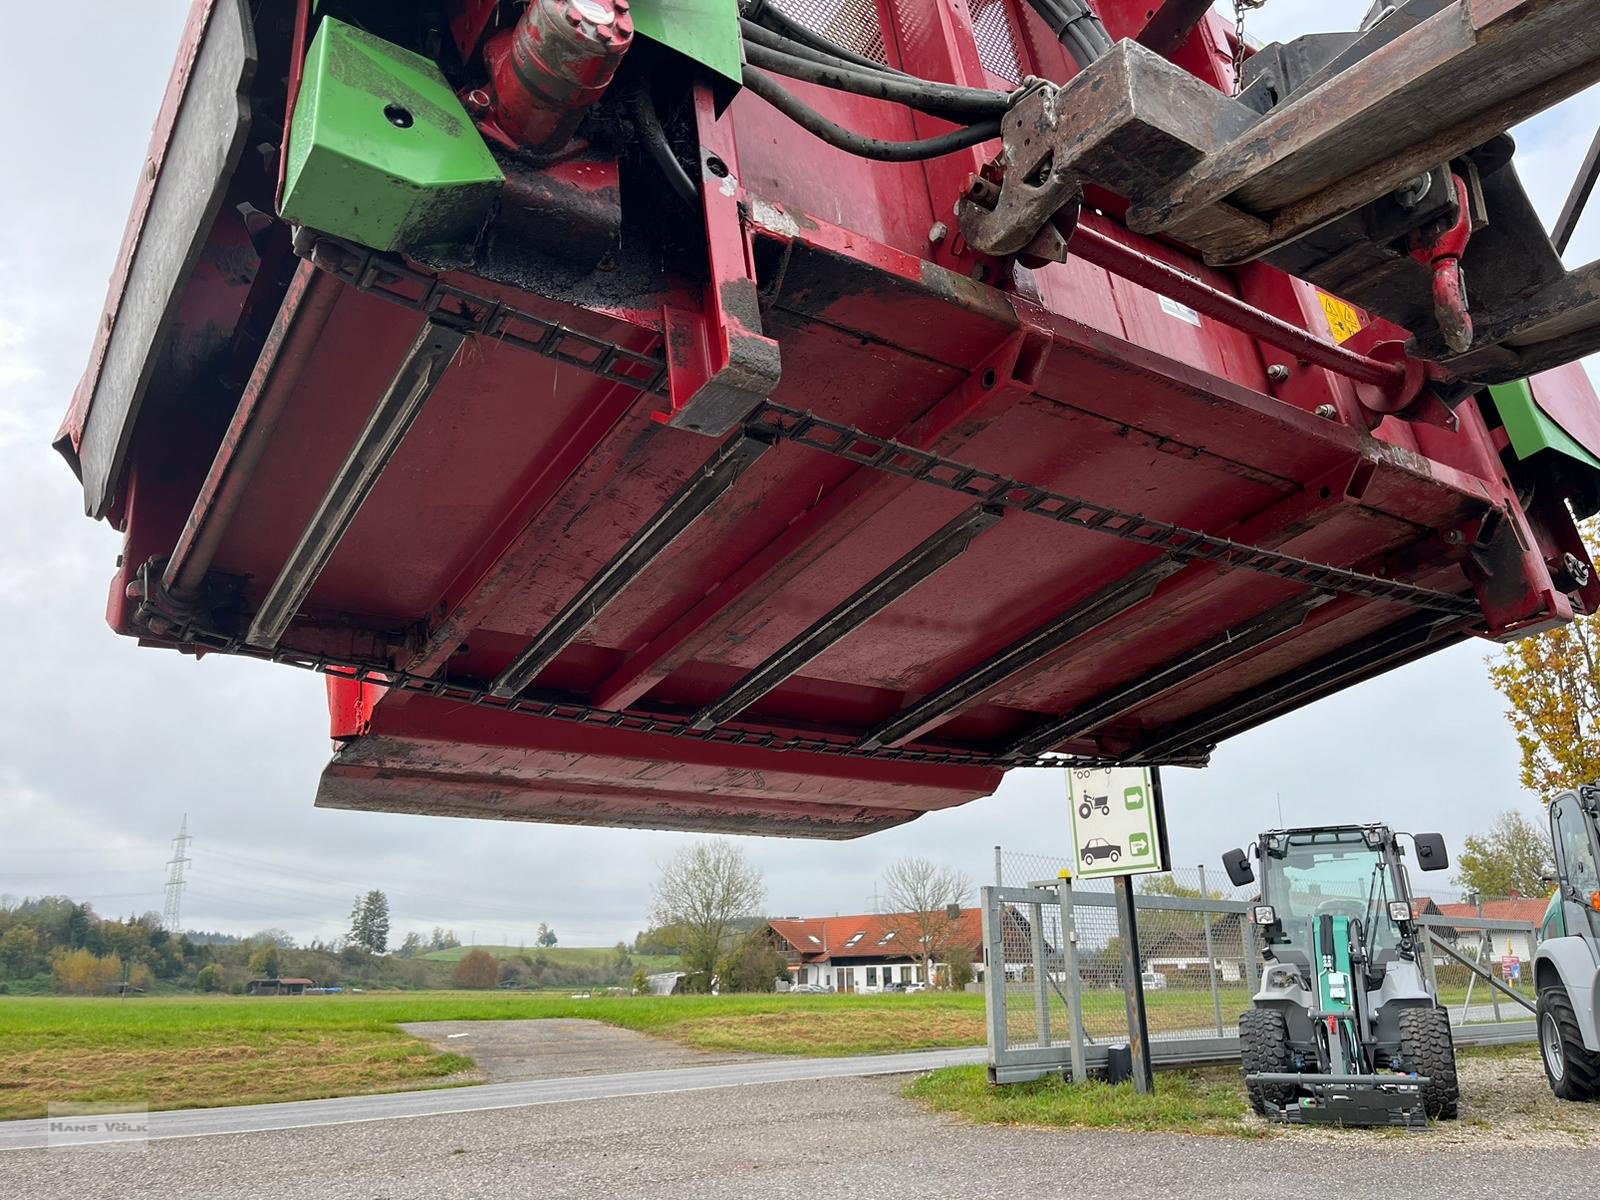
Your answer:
1260,830 -> 1401,963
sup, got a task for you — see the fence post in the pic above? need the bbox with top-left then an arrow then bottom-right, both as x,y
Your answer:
994,845 -> 1003,888
1240,915 -> 1259,996
982,887 -> 1008,1065
1057,874 -> 1087,1083
1198,864 -> 1224,1037
1031,900 -> 1052,1048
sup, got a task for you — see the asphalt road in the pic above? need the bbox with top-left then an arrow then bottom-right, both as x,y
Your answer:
3,1072 -> 1595,1200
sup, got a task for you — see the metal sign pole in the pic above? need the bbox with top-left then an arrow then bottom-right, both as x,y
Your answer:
1057,872 -> 1087,1083
1115,874 -> 1153,1093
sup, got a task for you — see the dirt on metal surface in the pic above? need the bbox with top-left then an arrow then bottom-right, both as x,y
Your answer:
398,1017 -> 767,1083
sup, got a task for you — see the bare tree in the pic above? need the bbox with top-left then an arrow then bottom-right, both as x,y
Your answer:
651,841 -> 766,986
879,857 -> 973,988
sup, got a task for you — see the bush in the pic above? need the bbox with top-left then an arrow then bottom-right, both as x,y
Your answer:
631,967 -> 649,995
128,963 -> 155,993
715,933 -> 787,994
453,948 -> 499,989
945,946 -> 975,991
51,949 -> 123,995
196,964 -> 223,992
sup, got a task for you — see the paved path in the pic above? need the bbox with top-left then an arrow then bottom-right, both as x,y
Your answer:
2,1073 -> 1594,1200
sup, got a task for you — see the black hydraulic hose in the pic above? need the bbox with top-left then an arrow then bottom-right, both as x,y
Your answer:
629,89 -> 697,208
755,4 -> 910,79
743,39 -> 1010,119
740,18 -> 908,79
741,66 -> 1001,162
1023,0 -> 1112,68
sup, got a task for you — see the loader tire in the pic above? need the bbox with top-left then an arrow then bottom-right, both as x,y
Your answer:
1537,985 -> 1600,1102
1398,1006 -> 1459,1119
1239,1007 -> 1295,1116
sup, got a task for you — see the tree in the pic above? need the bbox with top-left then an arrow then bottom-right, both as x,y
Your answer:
536,922 -> 558,948
453,948 -> 499,988
1454,809 -> 1556,899
945,944 -> 976,991
0,926 -> 40,979
1489,538 -> 1600,801
650,841 -> 766,985
51,949 -> 122,995
879,857 -> 973,988
429,927 -> 460,952
395,931 -> 424,958
196,964 -> 223,992
128,963 -> 155,992
347,891 -> 391,954
716,931 -> 787,993
247,941 -> 281,979
1137,874 -> 1226,900
631,967 -> 649,995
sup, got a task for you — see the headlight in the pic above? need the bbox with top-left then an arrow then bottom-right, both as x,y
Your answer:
1251,904 -> 1277,925
1388,901 -> 1413,923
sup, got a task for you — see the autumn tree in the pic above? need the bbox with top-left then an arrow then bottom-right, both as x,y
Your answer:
247,941 -> 281,978
1454,809 -> 1556,899
651,841 -> 766,987
1489,530 -> 1600,800
453,948 -> 499,988
52,949 -> 122,995
536,922 -> 557,947
879,857 -> 973,988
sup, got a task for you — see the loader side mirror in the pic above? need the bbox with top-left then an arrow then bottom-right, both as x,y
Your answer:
1223,847 -> 1254,887
1413,832 -> 1449,871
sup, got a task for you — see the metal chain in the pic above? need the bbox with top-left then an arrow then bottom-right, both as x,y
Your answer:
1230,0 -> 1266,96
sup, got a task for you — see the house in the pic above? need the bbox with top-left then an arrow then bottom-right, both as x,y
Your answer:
1142,911 -> 1251,983
767,907 -> 1041,992
245,976 -> 314,996
1433,895 -> 1551,966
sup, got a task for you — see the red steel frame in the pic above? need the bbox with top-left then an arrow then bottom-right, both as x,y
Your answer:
59,0 -> 1600,838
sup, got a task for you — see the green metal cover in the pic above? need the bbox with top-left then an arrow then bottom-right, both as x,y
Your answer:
1489,379 -> 1600,473
281,17 -> 503,252
630,0 -> 743,88
1315,915 -> 1356,1016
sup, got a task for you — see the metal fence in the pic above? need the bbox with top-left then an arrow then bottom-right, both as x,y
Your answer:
982,849 -> 1538,1083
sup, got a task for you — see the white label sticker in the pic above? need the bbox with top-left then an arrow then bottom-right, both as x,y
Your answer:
1159,295 -> 1202,327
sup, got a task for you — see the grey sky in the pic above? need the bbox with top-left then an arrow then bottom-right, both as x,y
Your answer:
1,3 -> 1595,947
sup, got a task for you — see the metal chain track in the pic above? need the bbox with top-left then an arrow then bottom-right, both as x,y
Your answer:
156,618 -> 1118,771
748,404 -> 1478,616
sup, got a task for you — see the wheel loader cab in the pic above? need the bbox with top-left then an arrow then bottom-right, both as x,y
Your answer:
1256,828 -> 1413,976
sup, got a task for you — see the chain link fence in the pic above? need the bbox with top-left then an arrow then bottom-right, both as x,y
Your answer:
984,847 -> 1538,1083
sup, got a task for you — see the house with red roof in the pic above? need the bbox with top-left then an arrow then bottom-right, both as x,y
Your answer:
767,908 -> 1027,992
1432,894 -> 1552,966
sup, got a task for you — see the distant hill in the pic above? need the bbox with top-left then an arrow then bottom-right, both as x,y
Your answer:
420,945 -> 680,970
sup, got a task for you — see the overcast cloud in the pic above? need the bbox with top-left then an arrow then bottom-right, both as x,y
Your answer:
1,3 -> 1595,948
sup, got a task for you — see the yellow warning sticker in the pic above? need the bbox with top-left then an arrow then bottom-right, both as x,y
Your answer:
1317,291 -> 1364,343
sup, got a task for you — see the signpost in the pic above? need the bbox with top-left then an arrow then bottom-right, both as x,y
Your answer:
1067,764 -> 1169,1093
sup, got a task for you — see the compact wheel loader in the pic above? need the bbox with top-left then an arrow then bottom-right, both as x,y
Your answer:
1535,784 -> 1600,1101
1222,824 -> 1457,1127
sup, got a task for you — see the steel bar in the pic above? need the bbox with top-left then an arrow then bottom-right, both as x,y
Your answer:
1069,225 -> 1405,389
690,506 -> 1003,729
1422,929 -> 1536,1012
1002,596 -> 1326,758
859,558 -> 1184,749
1057,875 -> 1088,1083
165,262 -> 341,598
751,404 -> 1476,617
245,319 -> 465,648
1553,126 -> 1600,255
490,432 -> 775,699
1198,863 -> 1224,1038
1135,0 -> 1214,57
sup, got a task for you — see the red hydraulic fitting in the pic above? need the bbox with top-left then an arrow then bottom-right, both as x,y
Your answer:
1408,174 -> 1474,354
484,0 -> 634,157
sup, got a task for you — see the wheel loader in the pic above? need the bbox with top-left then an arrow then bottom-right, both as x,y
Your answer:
1222,824 -> 1456,1126
1535,784 -> 1600,1101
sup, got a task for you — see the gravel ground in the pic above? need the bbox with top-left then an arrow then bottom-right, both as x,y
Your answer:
399,1018 -> 765,1083
4,1071 -> 1597,1200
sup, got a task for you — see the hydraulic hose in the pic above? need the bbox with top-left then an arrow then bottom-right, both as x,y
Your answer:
629,89 -> 697,208
741,66 -> 1001,162
740,18 -> 910,80
742,39 -> 1009,119
754,4 -> 909,79
1023,0 -> 1113,68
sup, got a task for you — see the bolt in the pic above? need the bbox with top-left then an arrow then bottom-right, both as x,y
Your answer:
1444,529 -> 1464,546
929,222 -> 948,244
1266,364 -> 1290,383
1315,403 -> 1338,420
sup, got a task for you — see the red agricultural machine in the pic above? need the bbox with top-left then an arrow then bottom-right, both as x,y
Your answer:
56,0 -> 1600,837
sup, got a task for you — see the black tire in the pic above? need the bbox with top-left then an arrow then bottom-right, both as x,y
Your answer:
1537,985 -> 1600,1101
1397,1006 -> 1459,1120
1239,1007 -> 1296,1116
1078,802 -> 1092,819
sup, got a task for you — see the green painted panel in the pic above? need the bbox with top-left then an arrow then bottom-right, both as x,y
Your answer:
281,17 -> 503,251
631,0 -> 743,86
1488,379 -> 1600,473
1315,915 -> 1356,1015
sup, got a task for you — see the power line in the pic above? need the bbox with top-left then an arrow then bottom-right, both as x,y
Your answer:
162,815 -> 192,931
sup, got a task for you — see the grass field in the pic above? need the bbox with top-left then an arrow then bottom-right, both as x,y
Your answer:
0,991 -> 986,1120
418,944 -> 680,970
